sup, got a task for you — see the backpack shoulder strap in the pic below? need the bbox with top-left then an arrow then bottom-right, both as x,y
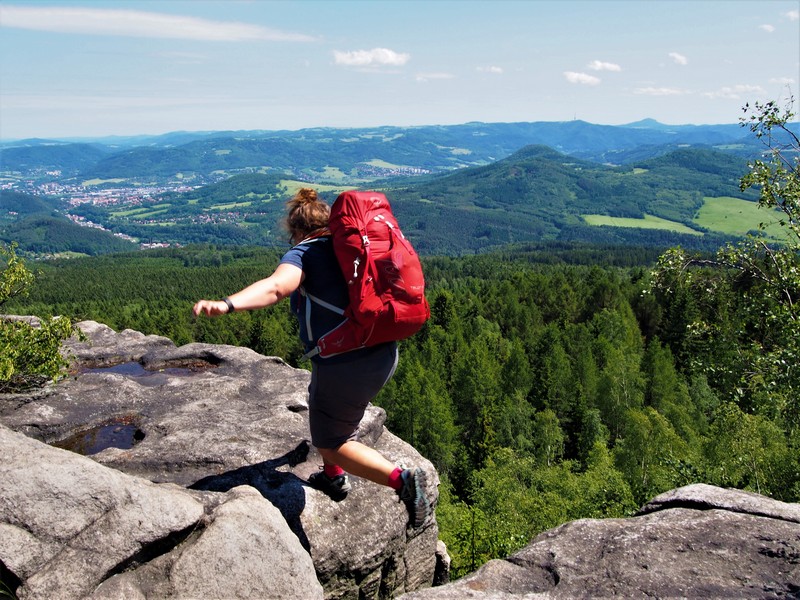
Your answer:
294,236 -> 328,248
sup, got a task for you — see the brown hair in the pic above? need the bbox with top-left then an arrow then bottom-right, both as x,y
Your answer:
285,188 -> 330,243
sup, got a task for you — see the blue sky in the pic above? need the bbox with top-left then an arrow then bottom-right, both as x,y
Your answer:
1,0 -> 798,140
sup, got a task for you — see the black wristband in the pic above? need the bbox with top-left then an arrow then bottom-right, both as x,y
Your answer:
222,297 -> 235,314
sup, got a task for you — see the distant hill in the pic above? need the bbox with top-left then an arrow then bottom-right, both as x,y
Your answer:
385,144 -> 754,254
0,142 -> 112,176
0,190 -> 60,215
68,173 -> 293,248
0,120 -> 767,186
0,214 -> 138,256
3,118 -> 788,256
0,190 -> 136,255
61,145 -> 758,255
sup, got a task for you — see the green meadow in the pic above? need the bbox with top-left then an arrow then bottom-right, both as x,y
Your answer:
694,196 -> 785,238
280,179 -> 349,195
208,201 -> 254,211
82,178 -> 127,186
110,204 -> 171,218
583,196 -> 787,239
366,159 -> 404,168
582,213 -> 702,235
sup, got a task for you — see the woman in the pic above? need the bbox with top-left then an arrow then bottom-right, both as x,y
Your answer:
192,188 -> 431,528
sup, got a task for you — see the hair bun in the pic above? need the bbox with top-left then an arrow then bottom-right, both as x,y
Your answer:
285,188 -> 328,240
296,188 -> 318,204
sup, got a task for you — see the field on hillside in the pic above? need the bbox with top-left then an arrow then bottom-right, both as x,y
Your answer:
694,196 -> 785,238
582,213 -> 702,235
280,179 -> 348,195
583,196 -> 789,240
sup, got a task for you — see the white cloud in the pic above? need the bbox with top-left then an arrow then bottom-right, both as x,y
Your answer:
416,72 -> 455,83
785,10 -> 799,21
564,71 -> 601,85
702,84 -> 766,99
587,60 -> 621,72
333,48 -> 410,67
633,87 -> 689,96
668,52 -> 688,65
0,4 -> 313,41
759,24 -> 776,33
477,66 -> 504,74
769,77 -> 796,84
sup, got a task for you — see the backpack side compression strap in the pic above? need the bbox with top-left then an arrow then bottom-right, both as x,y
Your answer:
304,291 -> 346,316
301,291 -> 347,360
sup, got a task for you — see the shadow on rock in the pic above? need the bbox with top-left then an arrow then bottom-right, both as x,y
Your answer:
189,440 -> 312,551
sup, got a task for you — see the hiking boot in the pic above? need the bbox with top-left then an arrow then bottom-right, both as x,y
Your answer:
308,469 -> 352,501
398,467 -> 431,528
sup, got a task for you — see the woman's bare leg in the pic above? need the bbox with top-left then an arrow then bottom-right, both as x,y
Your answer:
319,440 -> 396,486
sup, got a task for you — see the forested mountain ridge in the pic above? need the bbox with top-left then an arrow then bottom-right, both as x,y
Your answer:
5,143 -> 763,256
388,144 -> 757,253
0,119 -> 769,184
0,142 -> 113,176
0,190 -> 58,215
3,116 -> 790,257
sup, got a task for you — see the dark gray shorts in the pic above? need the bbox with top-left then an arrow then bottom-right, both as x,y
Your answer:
308,342 -> 398,449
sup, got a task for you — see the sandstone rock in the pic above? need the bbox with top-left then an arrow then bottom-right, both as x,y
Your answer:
62,320 -> 176,367
17,320 -> 799,600
0,320 -> 440,599
399,484 -> 800,599
641,482 -> 800,523
0,425 -> 323,600
91,486 -> 323,600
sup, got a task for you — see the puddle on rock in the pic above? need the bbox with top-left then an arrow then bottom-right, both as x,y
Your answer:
53,416 -> 145,455
81,360 -> 213,387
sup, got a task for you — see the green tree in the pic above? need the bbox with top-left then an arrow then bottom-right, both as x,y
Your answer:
642,339 -> 705,446
650,97 -> 800,431
531,409 -> 565,467
448,445 -> 637,576
613,407 -> 693,503
0,243 -> 76,391
578,441 -> 637,518
596,343 -> 645,442
704,402 -> 790,498
540,332 -> 574,422
450,319 -> 506,468
248,312 -> 301,361
434,478 -> 496,579
379,349 -> 458,474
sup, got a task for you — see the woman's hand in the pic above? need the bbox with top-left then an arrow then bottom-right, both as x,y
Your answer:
192,299 -> 230,318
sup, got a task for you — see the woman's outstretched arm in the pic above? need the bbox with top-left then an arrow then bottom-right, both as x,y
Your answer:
192,262 -> 303,317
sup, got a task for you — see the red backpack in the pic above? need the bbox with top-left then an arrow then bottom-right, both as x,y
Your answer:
303,190 -> 430,358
